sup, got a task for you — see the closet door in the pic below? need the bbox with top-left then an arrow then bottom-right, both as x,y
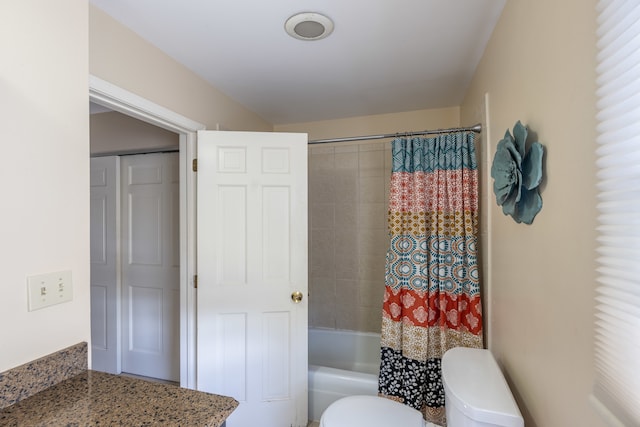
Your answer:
121,153 -> 179,382
90,156 -> 120,374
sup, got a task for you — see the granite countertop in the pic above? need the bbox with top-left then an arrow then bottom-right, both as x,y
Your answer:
0,370 -> 238,426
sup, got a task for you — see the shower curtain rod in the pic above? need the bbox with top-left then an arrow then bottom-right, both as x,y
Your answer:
308,123 -> 482,145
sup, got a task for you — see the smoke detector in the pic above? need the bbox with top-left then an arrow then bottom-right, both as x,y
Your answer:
285,12 -> 334,41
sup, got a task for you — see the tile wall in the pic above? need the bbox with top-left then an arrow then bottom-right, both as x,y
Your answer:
309,141 -> 392,333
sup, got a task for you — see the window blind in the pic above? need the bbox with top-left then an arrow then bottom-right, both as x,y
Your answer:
593,1 -> 640,425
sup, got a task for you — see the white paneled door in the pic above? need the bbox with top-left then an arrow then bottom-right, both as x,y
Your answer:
196,131 -> 308,427
121,153 -> 180,382
90,156 -> 120,374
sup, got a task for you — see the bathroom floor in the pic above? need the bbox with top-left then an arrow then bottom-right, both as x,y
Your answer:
308,421 -> 441,427
119,372 -> 178,386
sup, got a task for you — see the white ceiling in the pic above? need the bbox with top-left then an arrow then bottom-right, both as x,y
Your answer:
90,0 -> 505,125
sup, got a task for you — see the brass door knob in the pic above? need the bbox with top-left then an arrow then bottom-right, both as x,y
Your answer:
291,291 -> 303,303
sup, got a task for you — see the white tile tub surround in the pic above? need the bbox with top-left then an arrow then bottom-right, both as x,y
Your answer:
308,328 -> 381,421
308,142 -> 391,333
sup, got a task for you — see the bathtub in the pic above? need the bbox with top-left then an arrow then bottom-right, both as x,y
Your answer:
308,328 -> 381,421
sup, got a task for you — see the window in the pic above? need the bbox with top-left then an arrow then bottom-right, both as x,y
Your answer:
592,1 -> 640,425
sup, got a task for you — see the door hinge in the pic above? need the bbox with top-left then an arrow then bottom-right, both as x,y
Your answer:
193,274 -> 198,289
192,158 -> 198,172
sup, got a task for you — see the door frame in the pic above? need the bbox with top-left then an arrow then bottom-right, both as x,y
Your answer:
89,75 -> 205,388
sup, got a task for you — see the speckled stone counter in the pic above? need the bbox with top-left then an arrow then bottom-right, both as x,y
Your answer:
0,370 -> 238,426
0,343 -> 237,426
0,342 -> 88,409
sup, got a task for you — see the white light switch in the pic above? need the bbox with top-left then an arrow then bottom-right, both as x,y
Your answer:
27,270 -> 73,311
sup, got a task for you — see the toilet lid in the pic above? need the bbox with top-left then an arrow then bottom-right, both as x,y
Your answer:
320,396 -> 425,427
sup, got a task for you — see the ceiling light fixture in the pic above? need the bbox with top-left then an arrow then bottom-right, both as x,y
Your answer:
285,12 -> 334,41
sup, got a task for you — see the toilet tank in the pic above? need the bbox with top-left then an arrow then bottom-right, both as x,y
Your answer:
441,348 -> 524,427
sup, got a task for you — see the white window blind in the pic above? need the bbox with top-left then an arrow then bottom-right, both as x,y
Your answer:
593,1 -> 640,426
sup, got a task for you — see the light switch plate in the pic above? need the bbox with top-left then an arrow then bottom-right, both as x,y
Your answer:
27,270 -> 73,311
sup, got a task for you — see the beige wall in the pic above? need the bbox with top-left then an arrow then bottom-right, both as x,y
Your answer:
0,1 -> 90,372
90,111 -> 178,155
276,107 -> 460,141
278,108 -> 460,332
460,1 -> 601,426
89,5 -> 272,133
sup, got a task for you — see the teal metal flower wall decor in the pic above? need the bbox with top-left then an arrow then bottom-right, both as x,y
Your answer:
491,121 -> 544,224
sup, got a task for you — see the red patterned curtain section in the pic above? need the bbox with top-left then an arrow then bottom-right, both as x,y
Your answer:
377,132 -> 483,426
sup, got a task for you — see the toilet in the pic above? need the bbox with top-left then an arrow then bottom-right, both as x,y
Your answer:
442,347 -> 523,427
319,347 -> 523,427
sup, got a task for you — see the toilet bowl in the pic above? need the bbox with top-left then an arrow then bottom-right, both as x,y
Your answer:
319,395 -> 426,427
319,347 -> 523,427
